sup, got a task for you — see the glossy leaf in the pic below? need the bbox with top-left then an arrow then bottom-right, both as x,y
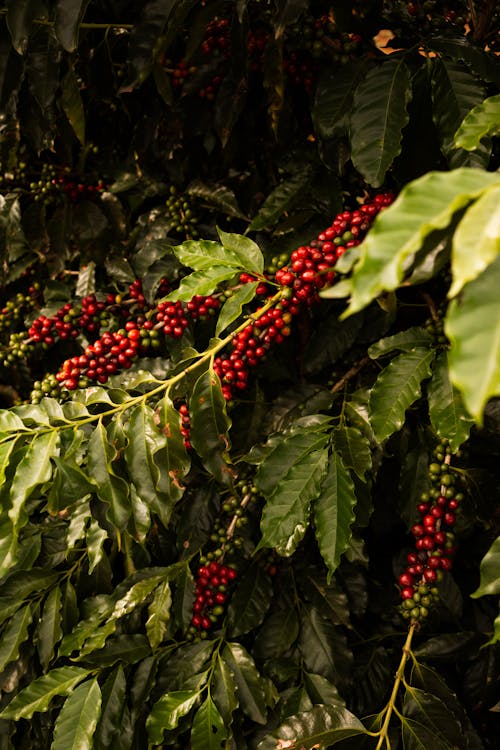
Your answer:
222,642 -> 268,724
259,444 -> 329,555
157,394 -> 191,518
94,665 -> 126,749
445,253 -> 500,419
248,167 -> 314,232
350,58 -> 412,187
0,604 -> 32,673
403,684 -> 463,749
256,705 -> 366,750
47,458 -> 95,513
37,586 -> 62,670
0,667 -> 91,720
253,607 -> 300,659
61,65 -> 85,144
191,694 -> 227,750
218,227 -> 264,275
400,716 -> 454,750
471,535 -> 500,598
88,420 -> 130,530
147,690 -> 199,744
146,580 -> 172,649
123,404 -> 167,517
427,351 -> 473,451
454,92 -> 500,150
332,425 -> 372,479
227,564 -> 273,637
369,349 -> 435,442
5,0 -> 38,54
215,281 -> 259,336
81,634 -> 151,667
212,654 -> 239,727
345,168 -> 500,316
86,518 -> 108,574
299,607 -> 352,687
189,368 -> 233,485
314,450 -> 357,580
52,678 -> 102,750
368,327 -> 432,359
54,0 -> 88,52
169,239 -> 240,270
166,266 -> 239,302
431,58 -> 490,168
313,60 -> 369,140
450,184 -> 500,297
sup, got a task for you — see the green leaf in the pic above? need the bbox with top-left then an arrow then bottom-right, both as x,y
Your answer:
248,168 -> 314,232
345,168 -> 500,316
445,253 -> 500,419
253,607 -> 300,659
5,0 -> 38,54
94,665 -> 126,749
430,59 -> 490,168
125,0 -> 176,88
212,654 -> 239,727
61,65 -> 85,144
156,394 -> 191,518
369,348 -> 436,443
146,580 -> 172,649
189,368 -> 233,486
123,404 -> 167,519
54,0 -> 88,52
314,450 -> 357,580
332,425 -> 372,479
217,227 -> 264,276
350,58 -> 412,187
304,672 -> 345,708
171,239 -> 242,270
147,690 -> 199,744
368,327 -> 433,359
48,458 -> 95,513
471,535 -> 500,598
88,420 -> 130,530
166,266 -> 239,302
450,184 -> 500,297
428,38 -> 500,87
0,666 -> 91,720
313,60 -> 369,140
227,564 -> 273,637
81,634 -> 151,667
0,604 -> 32,673
191,695 -> 227,750
454,92 -> 500,150
52,678 -> 102,750
256,705 -> 366,749
400,716 -> 454,750
403,685 -> 463,750
187,180 -> 247,220
222,642 -> 268,724
86,518 -> 108,574
259,444 -> 329,555
215,282 -> 259,336
299,607 -> 352,688
37,586 -> 62,670
427,351 -> 473,451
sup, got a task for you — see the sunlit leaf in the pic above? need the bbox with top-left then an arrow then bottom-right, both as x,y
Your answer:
427,351 -> 473,451
0,604 -> 32,673
0,667 -> 91,720
51,678 -> 102,750
191,694 -> 227,750
215,281 -> 259,336
37,586 -> 62,670
217,227 -> 264,275
471,535 -> 500,598
256,704 -> 366,749
222,642 -> 268,724
146,580 -> 172,649
88,420 -> 130,530
165,266 -> 239,301
147,690 -> 199,744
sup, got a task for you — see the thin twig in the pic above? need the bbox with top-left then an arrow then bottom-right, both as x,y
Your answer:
330,356 -> 370,394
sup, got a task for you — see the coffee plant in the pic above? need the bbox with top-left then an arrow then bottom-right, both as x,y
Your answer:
0,1 -> 499,748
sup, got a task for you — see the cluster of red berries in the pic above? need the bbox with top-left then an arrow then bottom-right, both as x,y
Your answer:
399,439 -> 463,623
201,18 -> 230,57
155,294 -> 220,338
247,27 -> 270,71
188,561 -> 237,636
179,402 -> 191,450
283,52 -> 317,95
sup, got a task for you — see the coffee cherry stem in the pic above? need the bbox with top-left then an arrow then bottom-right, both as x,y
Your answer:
225,490 -> 253,541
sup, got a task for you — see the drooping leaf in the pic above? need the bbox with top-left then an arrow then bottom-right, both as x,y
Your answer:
0,666 -> 91,720
125,0 -> 176,88
222,642 -> 268,724
313,60 -> 370,140
368,327 -> 433,359
165,266 -> 239,302
51,678 -> 102,750
54,0 -> 89,52
256,704 -> 367,750
345,168 -> 500,316
5,0 -> 39,54
9,430 -> 59,533
217,227 -> 265,276
86,518 -> 108,574
47,458 -> 95,514
454,92 -> 500,150
427,351 -> 473,451
450,184 -> 500,297
156,394 -> 191,518
215,281 -> 259,336
227,564 -> 273,637
248,167 -> 314,232
299,607 -> 352,689
212,654 -> 239,727
400,715 -> 454,750
61,65 -> 85,144
0,604 -> 33,673
253,607 -> 300,659
445,253 -> 500,419
471,535 -> 500,598
350,58 -> 412,187
146,690 -> 199,744
190,694 -> 227,750
94,665 -> 126,749
37,586 -> 62,670
146,580 -> 172,649
259,444 -> 329,555
430,58 -> 490,168
314,450 -> 357,580
80,634 -> 152,667
88,420 -> 130,530
332,425 -> 372,479
369,348 -> 436,443
428,38 -> 500,87
403,684 -> 464,750
189,368 -> 233,486
123,404 -> 167,519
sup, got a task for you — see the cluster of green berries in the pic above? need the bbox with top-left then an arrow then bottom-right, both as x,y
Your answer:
165,186 -> 200,238
399,438 -> 463,623
0,284 -> 40,339
425,313 -> 448,349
